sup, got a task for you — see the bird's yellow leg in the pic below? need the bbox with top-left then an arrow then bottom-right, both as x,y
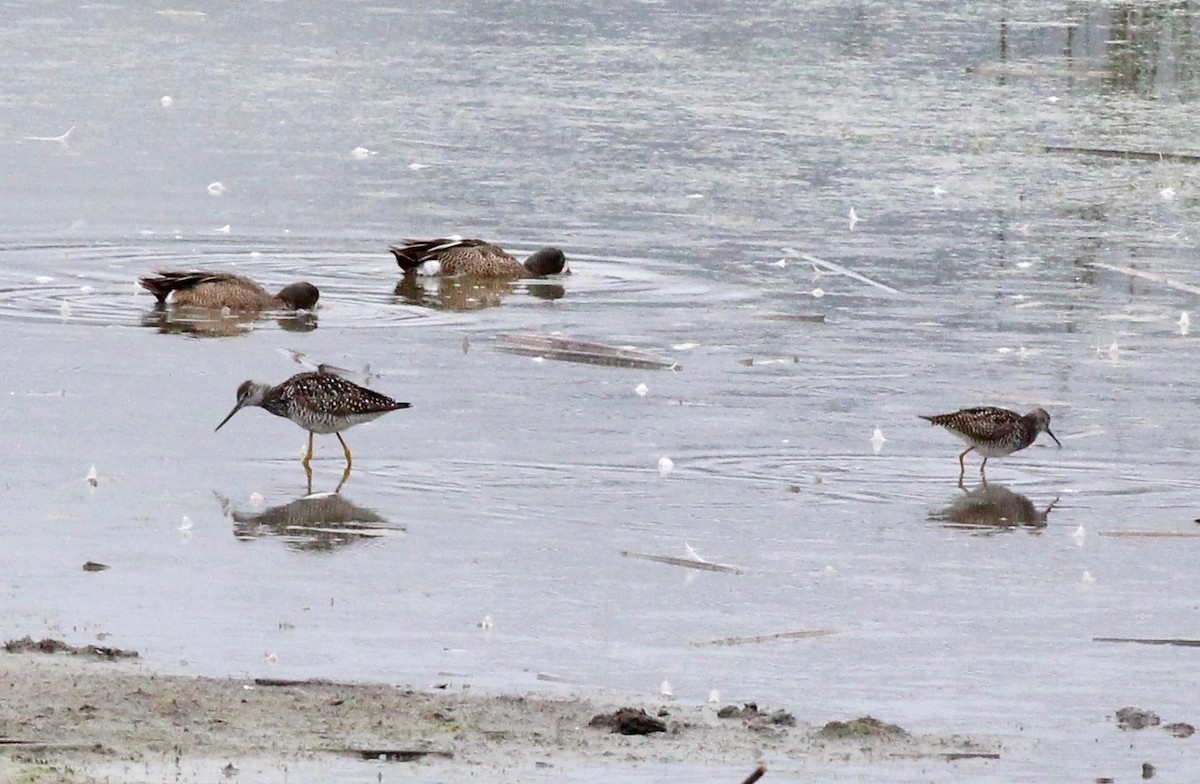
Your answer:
957,446 -> 974,485
301,432 -> 314,468
336,433 -> 353,469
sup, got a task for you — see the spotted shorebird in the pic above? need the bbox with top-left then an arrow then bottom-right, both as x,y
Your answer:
389,237 -> 568,278
139,271 -> 319,311
215,369 -> 410,470
920,406 -> 1061,482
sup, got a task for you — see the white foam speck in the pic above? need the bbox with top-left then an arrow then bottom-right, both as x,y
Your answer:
351,146 -> 374,159
249,492 -> 264,508
207,181 -> 227,196
658,456 -> 675,476
1072,525 -> 1086,546
848,206 -> 859,230
871,426 -> 886,454
79,285 -> 94,294
1161,187 -> 1176,200
811,288 -> 825,298
686,193 -> 705,200
660,680 -> 674,698
1081,570 -> 1095,586
708,688 -> 720,703
160,95 -> 174,107
408,162 -> 428,171
635,383 -> 648,397
1180,312 -> 1190,335
179,515 -> 193,532
35,275 -> 53,283
216,224 -> 231,233
672,343 -> 698,350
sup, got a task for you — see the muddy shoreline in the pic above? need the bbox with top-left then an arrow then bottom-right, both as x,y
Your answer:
0,653 -> 996,783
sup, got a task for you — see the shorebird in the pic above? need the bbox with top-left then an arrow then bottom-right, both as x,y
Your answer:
215,369 -> 410,469
389,237 -> 568,278
139,271 -> 319,311
920,406 -> 1061,482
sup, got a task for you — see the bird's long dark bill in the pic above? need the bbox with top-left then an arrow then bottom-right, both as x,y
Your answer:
1046,429 -> 1062,448
214,401 -> 246,432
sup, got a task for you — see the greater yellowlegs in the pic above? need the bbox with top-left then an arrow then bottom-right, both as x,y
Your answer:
215,370 -> 409,469
139,271 -> 319,311
389,237 -> 568,278
920,406 -> 1061,482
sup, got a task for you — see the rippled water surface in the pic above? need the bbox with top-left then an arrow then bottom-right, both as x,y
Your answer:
4,1 -> 1200,781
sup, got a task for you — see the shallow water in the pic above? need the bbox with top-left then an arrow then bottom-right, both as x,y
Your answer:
4,1 -> 1200,780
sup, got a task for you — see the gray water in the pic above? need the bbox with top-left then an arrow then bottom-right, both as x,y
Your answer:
4,1 -> 1200,781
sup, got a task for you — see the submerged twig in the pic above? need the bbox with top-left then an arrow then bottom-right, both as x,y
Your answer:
1090,262 -> 1200,296
799,254 -> 902,295
691,629 -> 839,647
621,549 -> 744,574
1094,637 -> 1200,647
740,765 -> 768,784
1044,145 -> 1200,164
1098,531 -> 1200,538
496,333 -> 680,370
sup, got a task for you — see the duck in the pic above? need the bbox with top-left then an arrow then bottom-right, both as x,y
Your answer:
138,271 -> 319,311
389,237 -> 568,279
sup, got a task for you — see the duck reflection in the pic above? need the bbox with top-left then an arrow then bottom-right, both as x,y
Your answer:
141,306 -> 317,337
931,483 -> 1058,533
394,275 -> 565,311
221,490 -> 400,551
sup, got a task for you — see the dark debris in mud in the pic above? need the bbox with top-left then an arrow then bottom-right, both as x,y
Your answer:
717,703 -> 796,730
588,707 -> 668,735
3,636 -> 138,660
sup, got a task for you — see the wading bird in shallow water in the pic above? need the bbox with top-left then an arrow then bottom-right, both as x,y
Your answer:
215,369 -> 410,472
139,271 -> 319,311
920,406 -> 1061,483
389,237 -> 568,279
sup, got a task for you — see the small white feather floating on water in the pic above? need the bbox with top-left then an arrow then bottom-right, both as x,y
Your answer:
207,181 -> 226,196
1072,525 -> 1086,546
708,688 -> 720,703
660,679 -> 674,698
179,515 -> 193,532
657,456 -> 675,476
848,206 -> 860,231
871,426 -> 886,454
1180,312 -> 1190,336
350,146 -> 374,159
635,383 -> 648,397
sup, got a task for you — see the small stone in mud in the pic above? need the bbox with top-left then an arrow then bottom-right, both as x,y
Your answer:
1142,762 -> 1155,779
1115,707 -> 1160,730
82,561 -> 109,572
588,707 -> 667,735
819,716 -> 910,741
1163,722 -> 1195,738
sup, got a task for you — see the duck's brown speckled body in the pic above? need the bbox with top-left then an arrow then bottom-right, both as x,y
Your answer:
139,271 -> 319,311
389,237 -> 567,279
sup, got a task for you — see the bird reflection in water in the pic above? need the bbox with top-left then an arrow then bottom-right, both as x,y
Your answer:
393,275 -> 565,312
931,483 -> 1058,533
219,490 -> 400,552
141,307 -> 317,337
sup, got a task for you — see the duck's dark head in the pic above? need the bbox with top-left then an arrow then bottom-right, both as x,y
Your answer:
278,282 -> 320,310
523,247 -> 568,277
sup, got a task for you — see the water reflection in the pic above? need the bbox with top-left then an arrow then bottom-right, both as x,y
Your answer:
931,483 -> 1058,533
141,305 -> 318,337
393,275 -> 565,311
991,2 -> 1200,98
221,490 -> 399,552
